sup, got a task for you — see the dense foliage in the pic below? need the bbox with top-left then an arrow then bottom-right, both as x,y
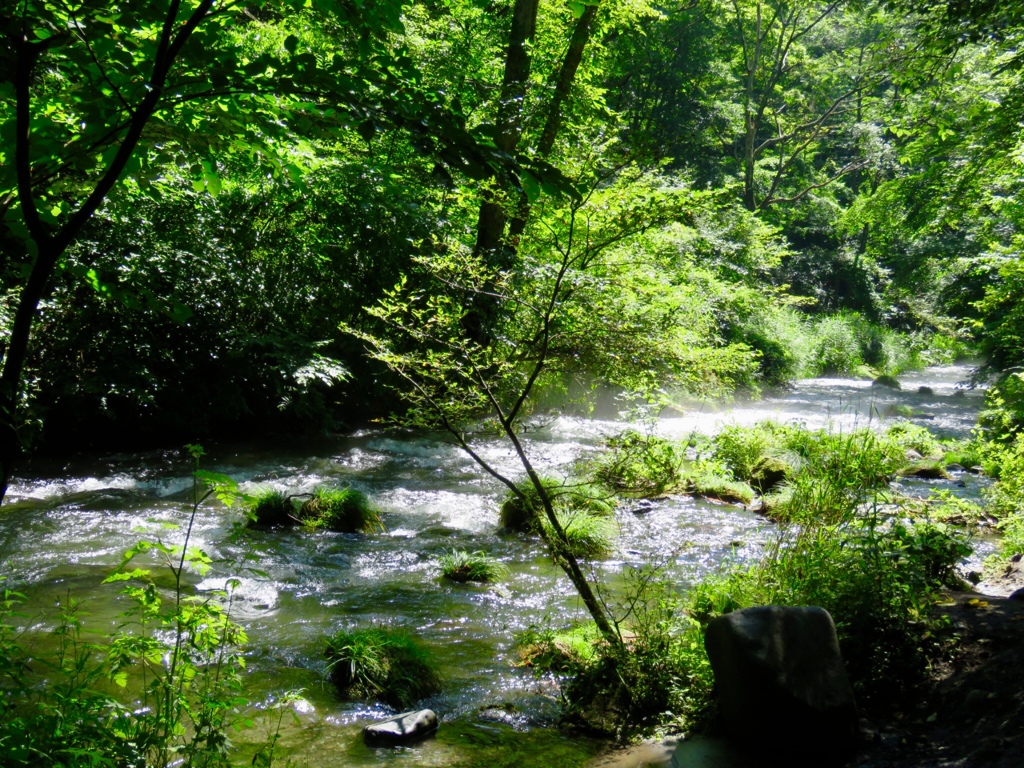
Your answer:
5,0 -> 1024,759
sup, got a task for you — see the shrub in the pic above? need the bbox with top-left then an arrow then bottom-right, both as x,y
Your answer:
520,576 -> 714,739
978,371 -> 1024,444
885,422 -> 943,458
438,550 -> 508,583
690,513 -> 969,703
593,431 -> 686,497
808,314 -> 862,375
245,488 -> 296,528
984,433 -> 1024,556
324,626 -> 441,708
299,486 -> 383,533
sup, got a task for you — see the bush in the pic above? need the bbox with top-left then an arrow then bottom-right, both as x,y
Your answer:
519,576 -> 713,739
500,477 -> 615,530
808,314 -> 863,375
593,431 -> 686,497
245,488 -> 296,528
325,626 -> 441,708
978,371 -> 1024,444
983,433 -> 1024,556
299,486 -> 383,533
438,550 -> 508,583
885,421 -> 944,458
690,514 -> 969,703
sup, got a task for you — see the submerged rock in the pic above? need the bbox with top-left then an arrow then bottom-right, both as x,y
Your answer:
363,709 -> 438,746
918,385 -> 935,396
704,605 -> 857,756
872,374 -> 901,390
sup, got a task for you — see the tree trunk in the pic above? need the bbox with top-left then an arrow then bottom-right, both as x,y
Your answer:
507,3 -> 600,248
473,0 -> 541,266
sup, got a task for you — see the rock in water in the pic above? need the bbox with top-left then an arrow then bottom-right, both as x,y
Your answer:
872,374 -> 901,390
704,605 -> 857,756
363,709 -> 438,746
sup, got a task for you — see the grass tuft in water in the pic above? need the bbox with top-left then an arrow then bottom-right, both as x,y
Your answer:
299,486 -> 383,533
245,488 -> 296,528
542,510 -> 616,559
500,477 -> 615,530
438,550 -> 508,583
325,626 -> 441,708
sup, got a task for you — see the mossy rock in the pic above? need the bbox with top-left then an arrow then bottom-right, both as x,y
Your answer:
750,455 -> 791,493
299,486 -> 383,533
689,474 -> 755,506
900,461 -> 951,480
500,495 -> 536,531
872,374 -> 901,390
246,489 -> 297,528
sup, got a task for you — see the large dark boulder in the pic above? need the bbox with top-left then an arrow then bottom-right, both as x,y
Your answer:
704,606 -> 857,756
363,709 -> 438,746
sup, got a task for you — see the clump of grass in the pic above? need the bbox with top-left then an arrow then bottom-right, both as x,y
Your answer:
500,477 -> 615,530
438,550 -> 508,583
515,624 -> 601,672
542,510 -> 616,559
299,486 -> 383,533
324,626 -> 441,708
245,488 -> 296,528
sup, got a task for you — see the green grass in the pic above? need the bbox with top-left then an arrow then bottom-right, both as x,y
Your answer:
438,550 -> 508,583
324,626 -> 441,708
514,624 -> 602,673
500,477 -> 616,530
299,486 -> 383,533
245,488 -> 296,528
541,509 -> 616,559
592,431 -> 687,497
886,421 -> 944,458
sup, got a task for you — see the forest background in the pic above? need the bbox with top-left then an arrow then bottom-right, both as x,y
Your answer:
5,0 -> 1024,469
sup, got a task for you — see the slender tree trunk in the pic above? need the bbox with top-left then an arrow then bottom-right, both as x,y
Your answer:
507,3 -> 600,248
473,0 -> 541,266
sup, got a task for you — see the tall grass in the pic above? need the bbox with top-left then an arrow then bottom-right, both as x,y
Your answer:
325,626 -> 441,708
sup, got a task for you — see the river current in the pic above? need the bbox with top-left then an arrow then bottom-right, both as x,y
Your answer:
0,364 -> 986,766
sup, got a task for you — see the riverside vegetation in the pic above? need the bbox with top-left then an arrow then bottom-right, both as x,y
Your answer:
6,0 -> 1024,764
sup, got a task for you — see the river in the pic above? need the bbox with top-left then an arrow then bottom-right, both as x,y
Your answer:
0,364 -> 987,767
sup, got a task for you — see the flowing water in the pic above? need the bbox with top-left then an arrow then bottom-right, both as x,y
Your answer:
0,364 -> 988,767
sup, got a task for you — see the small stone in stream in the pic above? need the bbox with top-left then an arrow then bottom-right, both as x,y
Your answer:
872,375 -> 901,390
918,386 -> 934,395
946,463 -> 965,472
363,709 -> 438,746
630,499 -> 656,514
